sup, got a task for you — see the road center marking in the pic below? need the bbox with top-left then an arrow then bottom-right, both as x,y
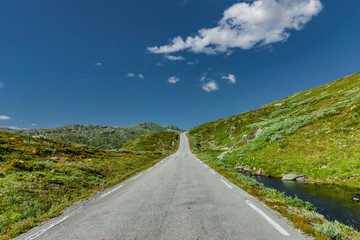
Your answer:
209,169 -> 216,174
100,185 -> 124,198
246,200 -> 290,236
25,216 -> 69,240
220,179 -> 233,189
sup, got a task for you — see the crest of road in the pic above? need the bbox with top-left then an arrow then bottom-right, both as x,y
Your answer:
17,133 -> 309,240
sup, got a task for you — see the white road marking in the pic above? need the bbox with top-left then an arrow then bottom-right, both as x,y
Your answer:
202,164 -> 208,168
246,200 -> 290,236
25,216 -> 69,240
133,173 -> 143,180
100,185 -> 124,198
209,169 -> 216,175
220,179 -> 233,189
146,167 -> 153,172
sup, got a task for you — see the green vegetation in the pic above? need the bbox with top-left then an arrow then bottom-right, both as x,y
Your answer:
123,131 -> 179,154
188,136 -> 360,240
13,122 -> 185,152
0,130 -> 180,240
189,72 -> 360,189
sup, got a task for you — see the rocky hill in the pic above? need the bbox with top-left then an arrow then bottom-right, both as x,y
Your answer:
14,122 -> 185,151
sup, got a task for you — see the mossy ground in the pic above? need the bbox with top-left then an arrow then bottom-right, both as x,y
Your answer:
0,131 -> 179,240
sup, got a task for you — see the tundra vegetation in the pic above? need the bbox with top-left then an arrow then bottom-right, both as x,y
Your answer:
188,72 -> 360,239
12,122 -> 184,152
0,131 -> 180,240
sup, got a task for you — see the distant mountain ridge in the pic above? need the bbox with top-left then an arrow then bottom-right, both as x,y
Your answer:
12,122 -> 185,151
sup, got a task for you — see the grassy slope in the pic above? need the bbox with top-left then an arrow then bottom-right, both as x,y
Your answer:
123,131 -> 179,153
189,72 -> 360,189
0,131 -> 180,240
14,122 -> 185,151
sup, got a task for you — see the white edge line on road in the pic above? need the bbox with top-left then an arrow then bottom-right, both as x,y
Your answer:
133,173 -> 143,180
209,169 -> 216,175
25,216 -> 69,240
146,167 -> 154,172
246,200 -> 290,236
100,184 -> 124,198
220,179 -> 233,189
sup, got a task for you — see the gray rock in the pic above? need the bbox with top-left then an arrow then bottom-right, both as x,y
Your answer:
282,173 -> 305,181
352,197 -> 360,202
256,168 -> 265,176
295,177 -> 307,183
51,157 -> 60,160
234,166 -> 244,172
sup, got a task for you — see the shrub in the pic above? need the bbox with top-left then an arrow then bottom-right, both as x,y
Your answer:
316,220 -> 346,239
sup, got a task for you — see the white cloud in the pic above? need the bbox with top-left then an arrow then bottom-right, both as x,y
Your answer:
202,80 -> 218,92
0,82 -> 4,89
1,126 -> 21,130
95,62 -> 102,66
127,73 -> 145,79
222,74 -> 236,84
168,76 -> 180,84
148,0 -> 322,55
165,55 -> 185,61
187,59 -> 199,65
0,115 -> 10,120
32,123 -> 37,126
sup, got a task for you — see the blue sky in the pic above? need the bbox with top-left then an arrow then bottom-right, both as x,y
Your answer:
0,0 -> 360,130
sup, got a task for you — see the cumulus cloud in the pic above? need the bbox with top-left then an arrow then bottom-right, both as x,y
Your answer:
148,0 -> 322,55
168,76 -> 180,84
202,80 -> 218,92
165,55 -> 185,61
0,115 -> 10,120
127,73 -> 135,77
138,74 -> 144,79
222,74 -> 236,84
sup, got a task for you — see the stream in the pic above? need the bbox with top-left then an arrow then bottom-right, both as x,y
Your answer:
252,176 -> 360,230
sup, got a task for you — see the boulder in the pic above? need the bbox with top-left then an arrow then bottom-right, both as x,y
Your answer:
234,166 -> 244,172
295,177 -> 307,183
256,168 -> 265,176
282,173 -> 305,181
352,197 -> 360,202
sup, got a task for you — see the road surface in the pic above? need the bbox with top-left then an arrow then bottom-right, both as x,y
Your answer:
16,133 -> 309,240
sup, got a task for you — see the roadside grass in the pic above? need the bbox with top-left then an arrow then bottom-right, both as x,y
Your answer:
0,131 -> 179,240
187,134 -> 360,240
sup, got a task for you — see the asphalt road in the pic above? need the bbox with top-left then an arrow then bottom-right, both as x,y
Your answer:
16,133 -> 309,240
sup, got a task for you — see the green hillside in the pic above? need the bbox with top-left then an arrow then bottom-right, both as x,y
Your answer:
123,131 -> 179,153
0,130 -> 179,240
189,72 -> 360,189
14,122 -> 185,151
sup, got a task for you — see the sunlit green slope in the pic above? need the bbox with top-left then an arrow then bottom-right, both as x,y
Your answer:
189,72 -> 360,188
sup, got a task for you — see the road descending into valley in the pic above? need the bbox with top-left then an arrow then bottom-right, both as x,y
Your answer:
16,133 -> 308,240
